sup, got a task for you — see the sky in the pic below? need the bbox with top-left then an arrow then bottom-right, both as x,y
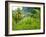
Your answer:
12,6 -> 23,10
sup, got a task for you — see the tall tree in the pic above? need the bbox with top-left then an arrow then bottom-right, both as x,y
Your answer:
15,8 -> 22,23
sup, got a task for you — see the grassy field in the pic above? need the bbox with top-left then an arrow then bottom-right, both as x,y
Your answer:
12,7 -> 40,30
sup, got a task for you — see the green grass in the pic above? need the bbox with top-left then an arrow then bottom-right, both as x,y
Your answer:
12,16 -> 40,30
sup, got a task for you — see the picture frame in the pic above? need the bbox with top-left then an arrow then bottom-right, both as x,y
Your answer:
5,1 -> 45,36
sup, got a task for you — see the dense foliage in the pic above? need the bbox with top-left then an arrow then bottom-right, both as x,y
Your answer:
12,7 -> 40,30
